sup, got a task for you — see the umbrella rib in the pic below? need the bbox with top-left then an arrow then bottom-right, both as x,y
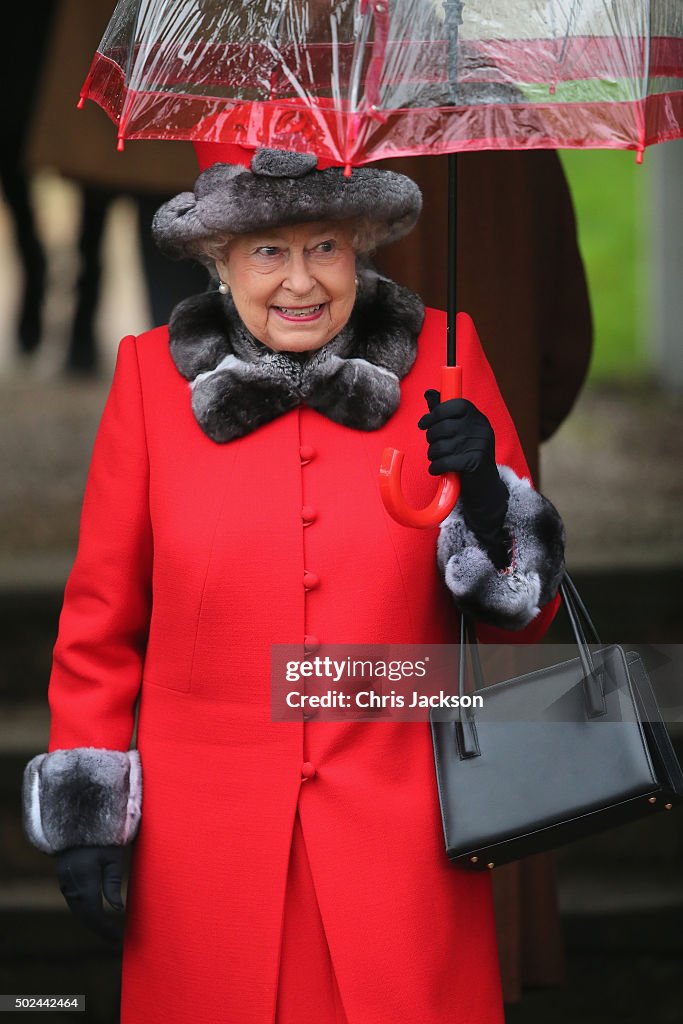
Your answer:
557,0 -> 581,68
348,5 -> 373,113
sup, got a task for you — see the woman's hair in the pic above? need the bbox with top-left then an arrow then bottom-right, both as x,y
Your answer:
193,215 -> 383,264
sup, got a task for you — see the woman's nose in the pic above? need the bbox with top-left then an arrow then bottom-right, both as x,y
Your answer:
282,252 -> 316,294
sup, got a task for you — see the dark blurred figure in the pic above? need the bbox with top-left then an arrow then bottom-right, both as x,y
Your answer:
0,2 -> 57,355
373,149 -> 593,1003
27,0 -> 205,375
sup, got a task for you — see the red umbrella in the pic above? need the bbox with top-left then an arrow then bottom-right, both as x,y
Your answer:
79,0 -> 683,526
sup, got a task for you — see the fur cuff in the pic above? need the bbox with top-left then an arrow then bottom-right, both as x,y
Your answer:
22,748 -> 142,855
437,465 -> 566,631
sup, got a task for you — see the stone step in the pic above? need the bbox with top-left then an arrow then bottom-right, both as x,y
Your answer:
1,909 -> 122,1024
2,866 -> 680,916
2,726 -> 683,885
2,567 -> 681,890
0,880 -> 70,911
0,703 -> 49,753
1,565 -> 679,708
0,591 -> 61,703
1,567 -> 682,705
558,866 -> 683,917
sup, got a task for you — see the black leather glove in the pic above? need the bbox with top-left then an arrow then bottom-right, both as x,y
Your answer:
418,390 -> 512,570
55,844 -> 126,944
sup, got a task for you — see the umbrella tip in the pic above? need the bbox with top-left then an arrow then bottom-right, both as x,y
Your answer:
117,137 -> 125,153
76,97 -> 85,110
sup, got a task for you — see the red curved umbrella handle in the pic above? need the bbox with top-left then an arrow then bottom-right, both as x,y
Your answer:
380,365 -> 462,528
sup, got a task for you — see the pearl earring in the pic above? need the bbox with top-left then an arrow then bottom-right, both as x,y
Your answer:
354,276 -> 359,287
218,280 -> 229,295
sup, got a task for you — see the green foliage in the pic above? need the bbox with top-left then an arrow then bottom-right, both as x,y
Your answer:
559,149 -> 649,383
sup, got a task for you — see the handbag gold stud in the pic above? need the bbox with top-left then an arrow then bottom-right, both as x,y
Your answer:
665,803 -> 673,810
487,862 -> 495,869
648,796 -> 657,804
469,855 -> 478,863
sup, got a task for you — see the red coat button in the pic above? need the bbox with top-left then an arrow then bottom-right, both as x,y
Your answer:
304,634 -> 320,653
303,571 -> 319,591
301,762 -> 317,779
299,445 -> 316,463
301,506 -> 317,525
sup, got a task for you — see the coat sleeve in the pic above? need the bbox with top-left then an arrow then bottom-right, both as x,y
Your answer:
436,320 -> 564,640
22,335 -> 152,854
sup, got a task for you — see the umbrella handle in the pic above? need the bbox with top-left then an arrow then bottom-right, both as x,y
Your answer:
380,364 -> 462,528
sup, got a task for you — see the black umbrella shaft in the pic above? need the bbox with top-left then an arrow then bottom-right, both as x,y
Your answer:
447,151 -> 458,367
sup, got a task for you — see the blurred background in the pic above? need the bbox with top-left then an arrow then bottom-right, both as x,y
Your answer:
0,2 -> 682,1022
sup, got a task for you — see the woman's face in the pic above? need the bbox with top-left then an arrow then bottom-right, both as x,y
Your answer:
215,220 -> 357,354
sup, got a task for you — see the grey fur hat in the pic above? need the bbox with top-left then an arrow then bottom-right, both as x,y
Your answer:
152,148 -> 422,263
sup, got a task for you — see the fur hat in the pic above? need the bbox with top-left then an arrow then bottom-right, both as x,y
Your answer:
152,147 -> 422,263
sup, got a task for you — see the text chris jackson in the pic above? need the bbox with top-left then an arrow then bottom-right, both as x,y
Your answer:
285,690 -> 484,709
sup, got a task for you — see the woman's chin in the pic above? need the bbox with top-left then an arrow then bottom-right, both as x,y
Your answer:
265,315 -> 334,353
271,336 -> 329,354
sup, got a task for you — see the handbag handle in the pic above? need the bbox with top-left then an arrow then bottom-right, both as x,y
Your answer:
558,572 -> 606,718
455,614 -> 482,757
562,571 -> 600,643
456,571 -> 607,757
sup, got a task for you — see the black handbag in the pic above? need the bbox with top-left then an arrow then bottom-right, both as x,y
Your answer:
429,572 -> 683,870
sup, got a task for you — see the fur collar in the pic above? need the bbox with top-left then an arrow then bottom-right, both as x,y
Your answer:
168,267 -> 425,443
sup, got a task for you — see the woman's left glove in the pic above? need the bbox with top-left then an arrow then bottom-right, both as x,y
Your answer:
418,390 -> 512,570
418,390 -> 566,630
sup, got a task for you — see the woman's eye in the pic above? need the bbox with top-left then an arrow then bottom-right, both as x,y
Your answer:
315,240 -> 336,253
256,246 -> 281,257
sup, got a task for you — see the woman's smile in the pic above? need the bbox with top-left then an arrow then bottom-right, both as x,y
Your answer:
271,302 -> 328,323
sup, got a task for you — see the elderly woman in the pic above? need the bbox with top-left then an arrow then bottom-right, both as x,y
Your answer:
22,147 -> 565,1024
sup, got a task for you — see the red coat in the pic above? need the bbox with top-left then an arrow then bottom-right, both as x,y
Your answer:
47,306 -> 558,1024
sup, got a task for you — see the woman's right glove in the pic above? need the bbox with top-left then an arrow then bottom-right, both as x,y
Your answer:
55,844 -> 126,944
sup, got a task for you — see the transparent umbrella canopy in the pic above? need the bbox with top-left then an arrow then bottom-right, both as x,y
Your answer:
79,0 -> 683,526
81,0 -> 683,166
